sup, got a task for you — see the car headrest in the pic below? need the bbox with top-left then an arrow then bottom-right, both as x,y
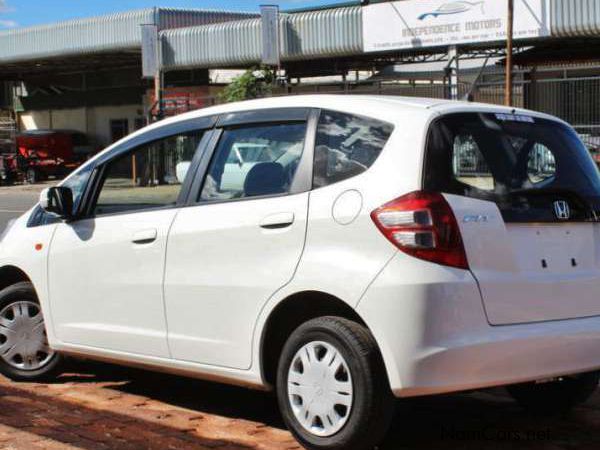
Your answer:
244,162 -> 286,197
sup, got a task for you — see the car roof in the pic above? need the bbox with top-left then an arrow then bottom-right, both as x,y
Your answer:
76,95 -> 567,177
151,94 -> 563,130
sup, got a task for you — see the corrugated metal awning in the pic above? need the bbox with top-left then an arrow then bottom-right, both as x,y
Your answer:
551,0 -> 600,37
160,6 -> 363,71
0,8 -> 256,64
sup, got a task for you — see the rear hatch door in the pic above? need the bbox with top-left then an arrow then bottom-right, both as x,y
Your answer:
425,112 -> 600,325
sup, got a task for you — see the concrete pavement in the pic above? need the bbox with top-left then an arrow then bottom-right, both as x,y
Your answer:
0,183 -> 49,230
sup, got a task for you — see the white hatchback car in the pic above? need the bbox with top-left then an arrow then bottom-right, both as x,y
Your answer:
1,95 -> 600,450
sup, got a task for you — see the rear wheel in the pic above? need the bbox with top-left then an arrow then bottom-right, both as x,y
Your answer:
507,372 -> 599,414
0,282 -> 62,381
26,167 -> 38,184
276,316 -> 394,450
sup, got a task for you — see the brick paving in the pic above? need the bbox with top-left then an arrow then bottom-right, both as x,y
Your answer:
0,360 -> 598,449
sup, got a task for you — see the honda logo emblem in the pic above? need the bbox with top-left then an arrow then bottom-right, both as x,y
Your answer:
553,200 -> 570,220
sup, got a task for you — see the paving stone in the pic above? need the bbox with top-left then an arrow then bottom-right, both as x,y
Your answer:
0,364 -> 598,450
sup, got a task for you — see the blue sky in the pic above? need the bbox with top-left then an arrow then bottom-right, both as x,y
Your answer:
0,0 -> 348,29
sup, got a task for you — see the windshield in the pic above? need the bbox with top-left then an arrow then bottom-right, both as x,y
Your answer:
424,113 -> 600,222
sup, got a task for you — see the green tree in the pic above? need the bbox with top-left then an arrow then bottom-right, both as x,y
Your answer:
219,67 -> 275,103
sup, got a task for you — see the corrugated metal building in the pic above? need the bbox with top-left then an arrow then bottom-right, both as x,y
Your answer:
2,1 -> 600,72
0,8 -> 256,64
160,6 -> 363,71
551,0 -> 600,37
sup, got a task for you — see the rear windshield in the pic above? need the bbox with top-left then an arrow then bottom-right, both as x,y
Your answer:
424,113 -> 600,222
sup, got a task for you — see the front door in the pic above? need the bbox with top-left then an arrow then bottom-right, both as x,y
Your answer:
48,130 -> 205,356
165,117 -> 312,369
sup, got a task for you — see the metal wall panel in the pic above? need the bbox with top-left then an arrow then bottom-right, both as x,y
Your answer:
161,19 -> 263,70
281,6 -> 363,61
551,0 -> 600,37
157,9 -> 256,31
160,6 -> 363,70
0,8 -> 256,63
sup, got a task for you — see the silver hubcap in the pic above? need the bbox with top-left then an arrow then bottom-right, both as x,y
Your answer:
287,341 -> 353,437
0,301 -> 54,370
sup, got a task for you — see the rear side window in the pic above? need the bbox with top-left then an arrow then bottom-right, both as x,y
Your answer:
425,113 -> 600,222
313,110 -> 394,188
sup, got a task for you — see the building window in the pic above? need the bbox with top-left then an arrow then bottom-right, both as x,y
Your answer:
110,119 -> 129,143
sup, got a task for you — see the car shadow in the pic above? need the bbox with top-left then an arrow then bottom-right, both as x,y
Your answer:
61,359 -> 286,429
5,360 -> 600,449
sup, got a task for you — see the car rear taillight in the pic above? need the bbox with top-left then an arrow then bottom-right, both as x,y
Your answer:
371,191 -> 468,270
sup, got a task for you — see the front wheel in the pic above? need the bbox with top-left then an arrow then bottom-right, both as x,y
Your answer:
0,282 -> 63,381
276,316 -> 394,450
507,372 -> 599,414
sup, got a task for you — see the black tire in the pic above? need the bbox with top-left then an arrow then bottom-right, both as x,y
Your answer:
276,316 -> 394,450
507,372 -> 599,414
0,282 -> 63,381
26,167 -> 37,184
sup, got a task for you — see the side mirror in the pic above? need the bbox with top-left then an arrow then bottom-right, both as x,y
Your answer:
39,187 -> 74,219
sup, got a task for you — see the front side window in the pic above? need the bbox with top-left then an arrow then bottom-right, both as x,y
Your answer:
199,123 -> 306,201
62,163 -> 94,213
29,163 -> 94,226
313,110 -> 394,188
93,132 -> 203,216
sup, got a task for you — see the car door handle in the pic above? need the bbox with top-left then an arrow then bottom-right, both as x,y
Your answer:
132,229 -> 158,245
260,212 -> 295,229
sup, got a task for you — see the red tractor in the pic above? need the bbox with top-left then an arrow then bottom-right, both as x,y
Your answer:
0,129 -> 94,184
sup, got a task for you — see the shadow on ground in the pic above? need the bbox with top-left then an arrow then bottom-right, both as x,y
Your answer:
1,359 -> 599,449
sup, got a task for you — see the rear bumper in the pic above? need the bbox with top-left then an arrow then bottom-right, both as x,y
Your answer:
356,253 -> 600,397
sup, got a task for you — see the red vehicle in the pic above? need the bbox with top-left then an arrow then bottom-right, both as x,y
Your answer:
0,129 -> 94,184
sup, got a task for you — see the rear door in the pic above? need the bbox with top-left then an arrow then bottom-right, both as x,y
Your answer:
164,108 -> 314,369
425,112 -> 600,325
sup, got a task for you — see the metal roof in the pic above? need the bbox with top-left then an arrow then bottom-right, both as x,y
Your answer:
3,1 -> 600,74
551,0 -> 600,37
0,8 -> 256,64
160,6 -> 363,71
161,18 -> 262,70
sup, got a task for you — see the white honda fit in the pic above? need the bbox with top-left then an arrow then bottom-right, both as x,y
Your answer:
1,95 -> 600,450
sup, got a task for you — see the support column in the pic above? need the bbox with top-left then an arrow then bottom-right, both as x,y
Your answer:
505,0 -> 514,106
446,45 -> 460,100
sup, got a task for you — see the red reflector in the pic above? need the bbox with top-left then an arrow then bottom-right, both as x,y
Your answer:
371,191 -> 468,270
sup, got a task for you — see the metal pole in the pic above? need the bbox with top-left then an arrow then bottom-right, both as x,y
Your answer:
505,0 -> 514,107
154,69 -> 163,120
446,45 -> 459,100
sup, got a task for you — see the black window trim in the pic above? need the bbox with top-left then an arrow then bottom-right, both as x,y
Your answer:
77,117 -> 218,220
183,108 -> 319,207
34,107 -> 319,224
216,107 -> 311,128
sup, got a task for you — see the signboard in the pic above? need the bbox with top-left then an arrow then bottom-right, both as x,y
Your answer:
363,0 -> 550,53
141,24 -> 159,79
147,86 -> 212,116
261,5 -> 280,66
